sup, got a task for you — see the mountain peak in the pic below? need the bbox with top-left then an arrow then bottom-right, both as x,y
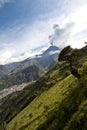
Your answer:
42,45 -> 60,55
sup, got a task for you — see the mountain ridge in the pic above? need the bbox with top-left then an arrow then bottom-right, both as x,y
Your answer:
0,45 -> 60,90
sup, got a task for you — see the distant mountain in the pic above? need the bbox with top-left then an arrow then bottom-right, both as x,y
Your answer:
0,45 -> 60,89
37,45 -> 60,69
8,45 -> 60,70
0,45 -> 60,76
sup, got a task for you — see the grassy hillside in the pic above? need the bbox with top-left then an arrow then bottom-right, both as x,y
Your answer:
0,60 -> 67,127
1,45 -> 87,130
8,74 -> 78,130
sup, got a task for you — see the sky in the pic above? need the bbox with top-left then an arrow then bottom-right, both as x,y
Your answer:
0,0 -> 87,64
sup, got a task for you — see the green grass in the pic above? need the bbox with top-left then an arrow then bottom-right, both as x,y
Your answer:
63,99 -> 87,130
8,74 -> 77,130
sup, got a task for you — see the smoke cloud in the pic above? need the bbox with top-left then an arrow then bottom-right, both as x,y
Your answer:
49,22 -> 74,48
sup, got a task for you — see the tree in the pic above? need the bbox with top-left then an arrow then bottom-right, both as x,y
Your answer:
66,49 -> 81,79
58,46 -> 81,79
58,46 -> 73,61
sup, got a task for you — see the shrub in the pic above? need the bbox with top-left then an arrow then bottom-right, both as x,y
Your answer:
58,46 -> 72,61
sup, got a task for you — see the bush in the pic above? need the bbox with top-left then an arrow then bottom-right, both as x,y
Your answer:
58,46 -> 72,61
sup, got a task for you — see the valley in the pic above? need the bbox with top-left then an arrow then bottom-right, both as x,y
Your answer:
0,82 -> 34,100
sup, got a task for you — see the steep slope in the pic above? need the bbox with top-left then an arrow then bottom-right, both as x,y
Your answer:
1,45 -> 87,130
8,73 -> 77,130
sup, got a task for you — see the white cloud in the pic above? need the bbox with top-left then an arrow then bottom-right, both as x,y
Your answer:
0,20 -> 53,64
68,5 -> 87,48
49,50 -> 60,55
0,50 -> 12,64
0,1 -> 87,64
